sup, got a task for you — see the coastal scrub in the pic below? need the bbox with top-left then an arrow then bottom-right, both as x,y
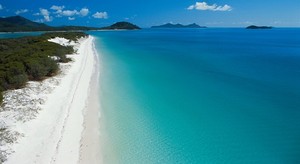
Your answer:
0,32 -> 87,104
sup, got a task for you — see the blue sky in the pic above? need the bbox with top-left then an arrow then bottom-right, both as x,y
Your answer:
0,0 -> 300,27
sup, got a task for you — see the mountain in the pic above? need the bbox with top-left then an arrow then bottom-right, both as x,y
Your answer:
100,22 -> 141,30
185,23 -> 207,28
246,25 -> 273,29
0,16 -> 54,32
0,16 -> 141,32
151,23 -> 207,28
0,16 -> 100,32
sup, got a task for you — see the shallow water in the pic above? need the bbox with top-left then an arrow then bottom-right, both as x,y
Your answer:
0,32 -> 43,39
89,28 -> 300,164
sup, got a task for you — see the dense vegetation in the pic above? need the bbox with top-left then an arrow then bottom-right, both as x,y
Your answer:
0,32 -> 88,105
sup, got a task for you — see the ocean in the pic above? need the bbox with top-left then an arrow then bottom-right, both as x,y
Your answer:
89,28 -> 300,164
2,29 -> 299,163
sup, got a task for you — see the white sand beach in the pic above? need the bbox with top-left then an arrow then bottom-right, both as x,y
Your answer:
0,35 -> 100,164
79,40 -> 102,164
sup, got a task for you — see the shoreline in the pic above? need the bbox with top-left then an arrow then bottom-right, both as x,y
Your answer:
2,35 -> 98,163
79,39 -> 102,163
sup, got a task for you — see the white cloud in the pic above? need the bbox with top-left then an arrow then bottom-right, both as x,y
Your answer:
15,9 -> 29,15
0,4 -> 3,10
38,5 -> 91,21
40,8 -> 49,17
61,10 -> 78,16
80,8 -> 89,16
92,12 -> 108,19
215,4 -> 232,11
50,5 -> 89,17
39,8 -> 52,22
50,5 -> 65,16
50,5 -> 65,11
188,2 -> 232,11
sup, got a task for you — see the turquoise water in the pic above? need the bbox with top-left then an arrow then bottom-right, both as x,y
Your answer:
89,28 -> 300,164
0,32 -> 43,38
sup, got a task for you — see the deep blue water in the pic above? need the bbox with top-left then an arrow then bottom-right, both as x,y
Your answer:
91,28 -> 300,164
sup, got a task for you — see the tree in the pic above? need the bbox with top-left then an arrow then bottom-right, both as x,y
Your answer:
41,57 -> 59,76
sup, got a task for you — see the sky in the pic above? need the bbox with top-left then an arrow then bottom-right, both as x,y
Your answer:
0,0 -> 300,27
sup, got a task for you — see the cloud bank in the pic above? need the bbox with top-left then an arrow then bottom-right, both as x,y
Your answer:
188,2 -> 232,11
49,5 -> 90,18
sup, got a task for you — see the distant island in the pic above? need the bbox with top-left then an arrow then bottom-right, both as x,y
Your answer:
100,22 -> 141,30
246,25 -> 273,29
0,16 -> 141,32
151,23 -> 207,29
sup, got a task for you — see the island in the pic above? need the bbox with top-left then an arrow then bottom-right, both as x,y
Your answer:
151,23 -> 207,28
246,25 -> 273,29
100,22 -> 141,30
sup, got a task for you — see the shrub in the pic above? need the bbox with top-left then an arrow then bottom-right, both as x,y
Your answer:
40,57 -> 59,76
0,91 -> 3,105
0,86 -> 3,105
25,59 -> 47,80
0,71 -> 7,90
5,62 -> 28,88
